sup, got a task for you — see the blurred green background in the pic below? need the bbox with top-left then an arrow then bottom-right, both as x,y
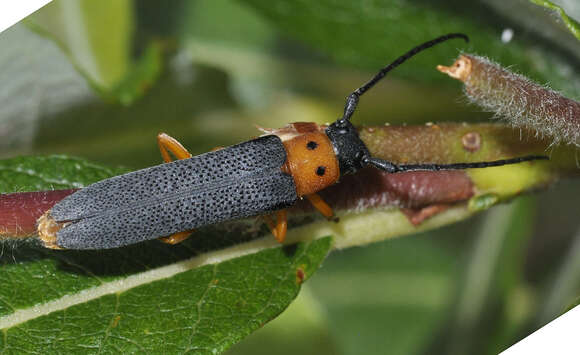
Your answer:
0,0 -> 579,354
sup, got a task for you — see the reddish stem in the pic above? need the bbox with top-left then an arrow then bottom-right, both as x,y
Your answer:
0,189 -> 77,237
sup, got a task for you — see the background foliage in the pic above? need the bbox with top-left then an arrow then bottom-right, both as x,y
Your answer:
0,0 -> 579,354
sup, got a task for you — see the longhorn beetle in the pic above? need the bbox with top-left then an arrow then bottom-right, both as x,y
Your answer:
38,33 -> 548,250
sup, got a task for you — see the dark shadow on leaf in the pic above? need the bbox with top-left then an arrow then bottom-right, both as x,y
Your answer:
282,243 -> 299,258
0,222 -> 270,277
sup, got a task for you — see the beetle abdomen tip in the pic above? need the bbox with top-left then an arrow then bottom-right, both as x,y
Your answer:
37,211 -> 66,250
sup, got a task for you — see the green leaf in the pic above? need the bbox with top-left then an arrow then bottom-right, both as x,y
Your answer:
26,0 -> 163,105
0,155 -> 332,353
0,155 -> 125,192
0,231 -> 331,353
238,0 -> 580,97
108,41 -> 164,106
529,0 -> 580,40
227,287 -> 338,355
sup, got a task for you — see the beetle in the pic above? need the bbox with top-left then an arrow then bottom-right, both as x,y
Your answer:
37,33 -> 547,250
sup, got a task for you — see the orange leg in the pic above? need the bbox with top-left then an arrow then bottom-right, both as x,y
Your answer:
157,132 -> 193,163
305,193 -> 334,219
264,210 -> 288,243
159,230 -> 194,245
156,133 -> 194,245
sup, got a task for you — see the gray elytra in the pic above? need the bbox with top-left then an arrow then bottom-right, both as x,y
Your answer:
51,136 -> 297,249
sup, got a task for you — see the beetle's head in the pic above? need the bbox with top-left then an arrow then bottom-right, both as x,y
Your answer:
323,33 -> 469,176
325,118 -> 370,176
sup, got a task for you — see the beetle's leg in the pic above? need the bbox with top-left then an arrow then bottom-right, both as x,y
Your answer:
275,210 -> 288,242
157,133 -> 193,162
159,230 -> 193,245
305,193 -> 334,219
156,133 -> 195,245
263,210 -> 288,243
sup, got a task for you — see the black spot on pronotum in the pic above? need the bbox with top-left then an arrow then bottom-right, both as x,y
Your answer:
316,166 -> 326,176
307,141 -> 318,150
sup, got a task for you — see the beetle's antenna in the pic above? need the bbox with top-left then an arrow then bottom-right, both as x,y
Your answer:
362,155 -> 548,173
338,33 -> 469,127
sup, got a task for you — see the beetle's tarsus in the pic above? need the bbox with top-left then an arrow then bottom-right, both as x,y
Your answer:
264,210 -> 288,243
159,230 -> 194,245
157,132 -> 193,162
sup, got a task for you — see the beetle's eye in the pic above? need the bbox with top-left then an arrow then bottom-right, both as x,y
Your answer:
316,166 -> 326,176
307,141 -> 318,150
